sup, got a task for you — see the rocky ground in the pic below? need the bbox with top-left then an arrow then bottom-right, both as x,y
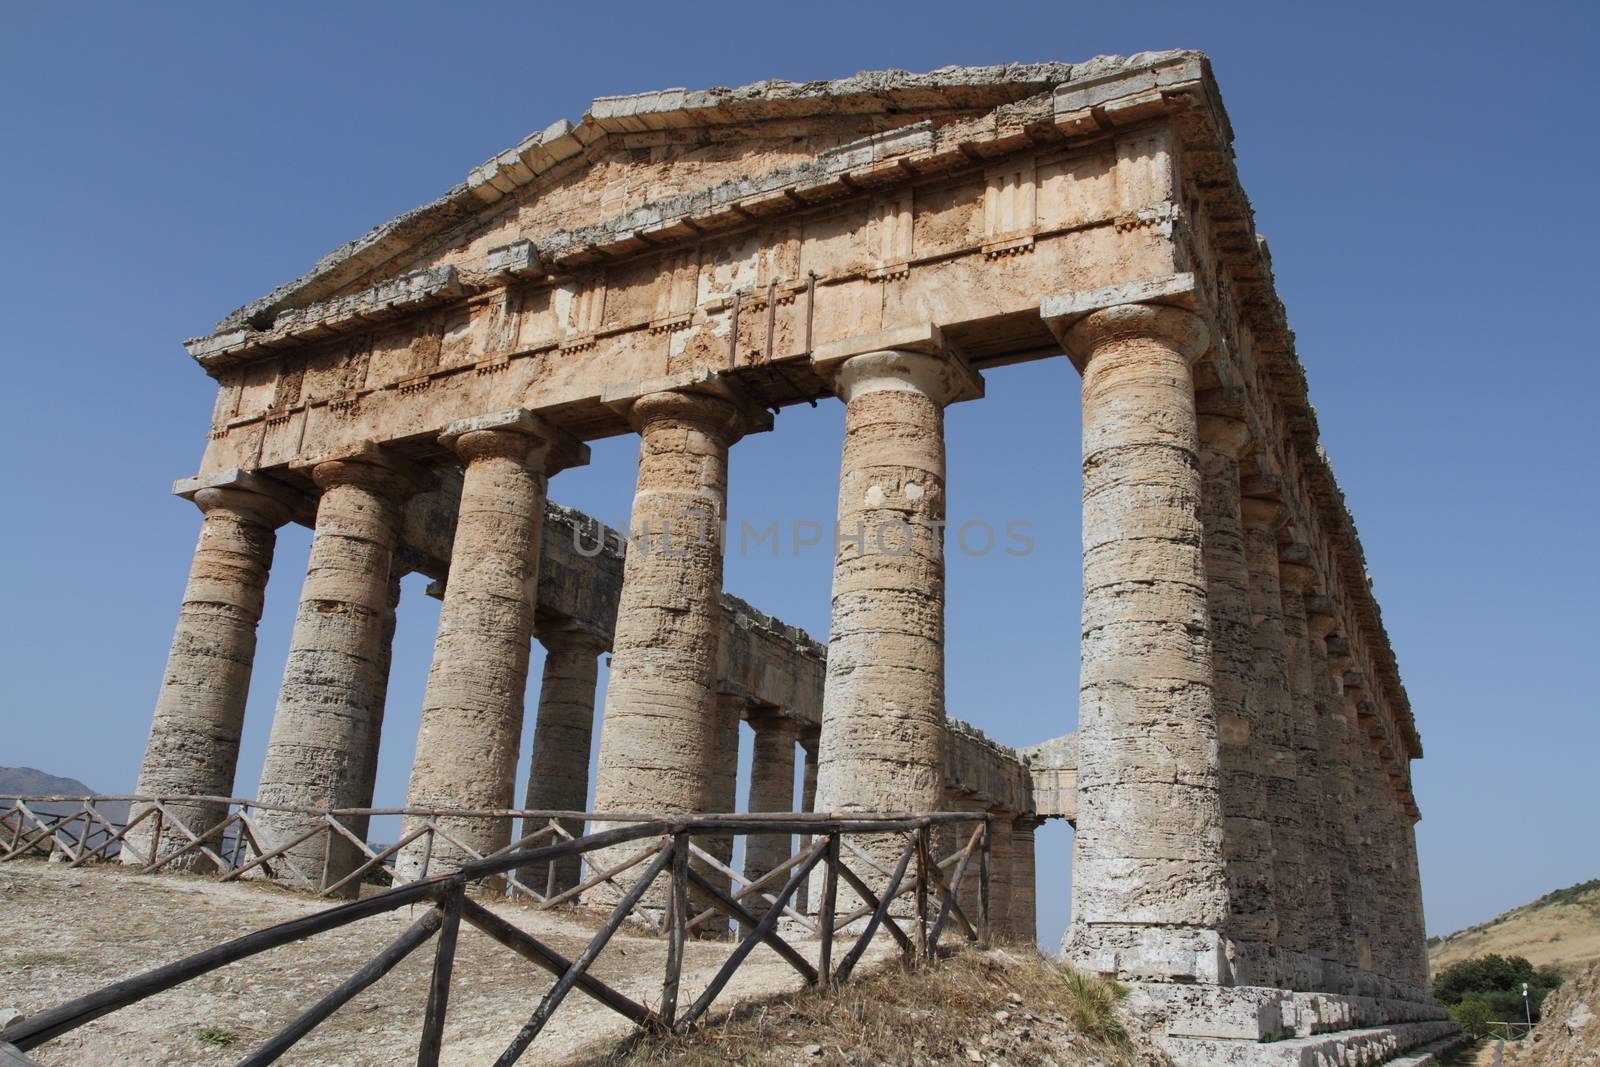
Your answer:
590,945 -> 1167,1066
0,857 -> 880,1066
1507,961 -> 1599,1066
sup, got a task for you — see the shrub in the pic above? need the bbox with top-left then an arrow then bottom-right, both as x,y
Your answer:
1432,954 -> 1562,1022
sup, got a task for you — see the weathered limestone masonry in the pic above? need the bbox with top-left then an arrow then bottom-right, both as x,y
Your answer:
1059,302 -> 1231,984
1196,395 -> 1279,987
396,410 -> 587,879
254,448 -> 425,893
520,622 -> 608,892
125,471 -> 302,870
138,52 -> 1439,1059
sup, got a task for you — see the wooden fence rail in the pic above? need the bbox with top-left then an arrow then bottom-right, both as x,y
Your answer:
0,796 -> 989,1066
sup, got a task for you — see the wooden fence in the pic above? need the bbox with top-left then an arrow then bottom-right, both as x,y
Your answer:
0,795 -> 990,1065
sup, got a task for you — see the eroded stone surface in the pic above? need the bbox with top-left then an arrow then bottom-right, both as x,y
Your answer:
253,454 -> 419,894
126,56 -> 1440,1049
1062,304 -> 1229,983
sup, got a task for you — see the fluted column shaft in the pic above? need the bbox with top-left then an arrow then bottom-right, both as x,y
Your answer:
127,484 -> 292,868
986,810 -> 1015,939
1241,498 -> 1313,988
811,345 -> 976,918
400,417 -> 573,877
701,693 -> 743,921
744,712 -> 798,919
1344,686 -> 1384,989
593,391 -> 742,820
797,733 -> 819,912
255,455 -> 414,893
519,626 -> 606,894
1399,818 -> 1430,989
1197,406 -> 1279,986
1062,304 -> 1228,984
1011,817 -> 1040,945
1279,560 -> 1339,986
813,350 -> 961,820
1366,763 -> 1405,987
1307,607 -> 1358,992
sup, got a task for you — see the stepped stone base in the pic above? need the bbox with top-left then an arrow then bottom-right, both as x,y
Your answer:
1386,1033 -> 1475,1066
1123,983 -> 1458,1067
1159,1021 -> 1461,1066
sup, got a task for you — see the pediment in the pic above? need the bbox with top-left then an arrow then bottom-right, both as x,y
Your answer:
191,53 -> 1206,360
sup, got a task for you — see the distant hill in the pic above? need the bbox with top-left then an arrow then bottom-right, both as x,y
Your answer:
0,767 -> 130,831
1430,879 -> 1600,979
0,766 -> 96,796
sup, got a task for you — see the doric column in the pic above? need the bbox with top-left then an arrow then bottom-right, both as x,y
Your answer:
592,390 -> 750,821
1325,634 -> 1368,986
800,734 -> 819,816
807,331 -> 980,919
254,447 -> 422,894
1278,552 -> 1339,989
518,623 -> 607,895
1342,679 -> 1384,992
700,693 -> 744,926
744,710 -> 798,919
1010,817 -> 1040,945
399,410 -> 586,879
797,730 -> 819,912
810,331 -> 981,830
1398,816 -> 1430,991
1361,745 -> 1405,991
126,471 -> 299,869
1306,599 -> 1359,993
986,810 -> 1015,939
1059,303 -> 1229,984
1196,394 -> 1279,987
1241,495 -> 1313,988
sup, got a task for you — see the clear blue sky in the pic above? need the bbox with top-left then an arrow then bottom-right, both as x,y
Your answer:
2,3 -> 1595,953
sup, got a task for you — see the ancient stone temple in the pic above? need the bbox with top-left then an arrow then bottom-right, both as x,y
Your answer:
130,52 -> 1445,1060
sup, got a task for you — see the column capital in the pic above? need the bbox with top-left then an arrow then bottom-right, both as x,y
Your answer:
1239,494 -> 1285,529
1278,542 -> 1319,594
1306,613 -> 1339,642
295,442 -> 433,500
628,388 -> 748,442
749,706 -> 801,738
1195,387 -> 1253,459
601,368 -> 773,440
441,408 -> 590,474
811,322 -> 983,407
535,621 -> 609,657
1060,302 -> 1210,368
174,468 -> 307,527
1196,413 -> 1252,459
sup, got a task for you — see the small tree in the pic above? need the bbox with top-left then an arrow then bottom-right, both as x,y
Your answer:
1450,996 -> 1493,1039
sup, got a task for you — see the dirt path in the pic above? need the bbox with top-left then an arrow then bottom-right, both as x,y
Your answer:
1,859 -> 884,1065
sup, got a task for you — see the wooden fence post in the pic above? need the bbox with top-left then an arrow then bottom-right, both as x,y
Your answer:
417,887 -> 464,1067
818,833 -> 840,987
915,825 -> 931,962
978,816 -> 991,945
661,832 -> 689,1027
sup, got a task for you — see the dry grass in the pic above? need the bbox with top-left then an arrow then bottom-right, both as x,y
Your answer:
583,944 -> 1146,1067
1430,878 -> 1600,978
